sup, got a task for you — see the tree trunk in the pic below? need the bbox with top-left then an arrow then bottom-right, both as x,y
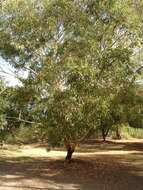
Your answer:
65,142 -> 76,162
0,139 -> 4,149
102,130 -> 106,142
102,127 -> 109,142
116,126 -> 121,139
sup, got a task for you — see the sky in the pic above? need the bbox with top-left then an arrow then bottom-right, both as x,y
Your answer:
0,57 -> 26,86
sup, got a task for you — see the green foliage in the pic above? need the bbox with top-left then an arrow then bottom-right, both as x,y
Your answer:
6,124 -> 44,144
111,124 -> 143,139
124,126 -> 143,139
0,80 -> 8,128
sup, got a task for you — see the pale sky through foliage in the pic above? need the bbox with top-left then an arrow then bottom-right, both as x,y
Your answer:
0,57 -> 27,86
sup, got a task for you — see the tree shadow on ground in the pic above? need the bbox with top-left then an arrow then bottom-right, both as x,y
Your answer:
0,152 -> 143,190
78,139 -> 143,152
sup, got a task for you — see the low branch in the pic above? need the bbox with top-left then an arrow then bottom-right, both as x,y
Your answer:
78,127 -> 95,142
6,116 -> 42,125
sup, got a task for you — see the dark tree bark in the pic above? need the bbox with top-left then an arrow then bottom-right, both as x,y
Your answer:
102,127 -> 109,142
0,140 -> 4,148
102,130 -> 106,141
65,142 -> 76,162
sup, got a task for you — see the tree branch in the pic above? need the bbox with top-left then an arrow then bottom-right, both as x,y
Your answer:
135,65 -> 143,74
6,116 -> 42,125
78,127 -> 95,142
0,88 -> 6,95
23,66 -> 38,75
130,65 -> 143,83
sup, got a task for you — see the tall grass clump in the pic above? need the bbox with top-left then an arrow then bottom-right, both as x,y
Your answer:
111,124 -> 143,139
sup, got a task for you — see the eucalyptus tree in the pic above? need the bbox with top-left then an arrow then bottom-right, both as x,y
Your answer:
0,0 -> 143,160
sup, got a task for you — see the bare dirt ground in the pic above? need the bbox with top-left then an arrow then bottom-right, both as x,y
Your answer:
0,139 -> 143,190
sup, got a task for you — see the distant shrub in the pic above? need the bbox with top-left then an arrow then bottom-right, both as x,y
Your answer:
123,126 -> 143,139
111,124 -> 143,139
5,125 -> 47,144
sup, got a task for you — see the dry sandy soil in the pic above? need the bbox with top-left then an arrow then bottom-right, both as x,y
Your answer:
0,139 -> 143,190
